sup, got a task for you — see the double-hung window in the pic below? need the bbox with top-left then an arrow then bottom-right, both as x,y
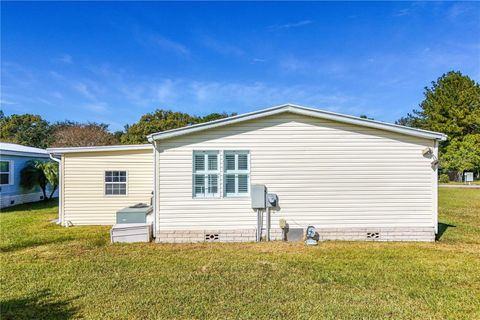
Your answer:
0,161 -> 11,185
193,151 -> 219,198
105,171 -> 127,195
224,151 -> 250,197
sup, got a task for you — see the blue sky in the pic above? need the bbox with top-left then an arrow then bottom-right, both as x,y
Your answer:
1,2 -> 479,131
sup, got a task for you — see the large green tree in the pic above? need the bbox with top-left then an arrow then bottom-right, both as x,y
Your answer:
0,112 -> 53,148
441,134 -> 480,180
51,121 -> 117,147
397,71 -> 480,140
121,109 -> 234,144
396,71 -> 480,178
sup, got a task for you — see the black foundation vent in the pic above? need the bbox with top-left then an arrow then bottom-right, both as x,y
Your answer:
205,234 -> 219,242
366,232 -> 380,240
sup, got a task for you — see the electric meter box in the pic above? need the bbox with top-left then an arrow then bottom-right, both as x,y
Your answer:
251,184 -> 267,209
266,193 -> 278,208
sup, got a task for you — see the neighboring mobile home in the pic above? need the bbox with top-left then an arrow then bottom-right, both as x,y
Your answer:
48,104 -> 447,242
0,142 -> 56,208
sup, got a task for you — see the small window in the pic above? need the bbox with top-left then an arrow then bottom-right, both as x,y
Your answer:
0,161 -> 11,185
193,151 -> 219,198
105,171 -> 127,195
224,151 -> 250,197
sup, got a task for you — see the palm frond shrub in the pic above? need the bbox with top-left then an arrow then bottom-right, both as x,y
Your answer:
20,160 -> 58,200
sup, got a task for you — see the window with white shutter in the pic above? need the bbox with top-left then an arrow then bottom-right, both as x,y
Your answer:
192,151 -> 220,198
224,151 -> 250,197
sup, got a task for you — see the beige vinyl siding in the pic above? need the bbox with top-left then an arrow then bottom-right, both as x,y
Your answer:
63,149 -> 153,225
156,112 -> 435,233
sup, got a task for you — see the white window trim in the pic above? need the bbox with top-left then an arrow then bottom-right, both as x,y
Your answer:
192,151 -> 220,198
223,150 -> 250,198
0,160 -> 14,186
104,170 -> 128,196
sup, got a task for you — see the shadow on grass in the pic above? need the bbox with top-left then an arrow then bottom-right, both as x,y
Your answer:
0,235 -> 77,253
0,199 -> 58,213
1,289 -> 78,320
436,222 -> 456,241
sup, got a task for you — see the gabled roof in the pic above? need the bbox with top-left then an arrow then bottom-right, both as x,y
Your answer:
47,144 -> 152,154
0,142 -> 49,157
147,104 -> 447,142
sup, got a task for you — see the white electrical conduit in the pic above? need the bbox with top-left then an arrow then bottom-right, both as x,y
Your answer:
256,209 -> 263,242
266,207 -> 271,241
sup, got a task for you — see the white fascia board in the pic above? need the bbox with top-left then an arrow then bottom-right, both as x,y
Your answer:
47,144 -> 152,154
147,106 -> 286,142
287,105 -> 448,141
0,150 -> 50,158
147,104 -> 447,142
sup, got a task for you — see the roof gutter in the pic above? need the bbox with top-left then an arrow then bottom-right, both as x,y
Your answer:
47,144 -> 152,154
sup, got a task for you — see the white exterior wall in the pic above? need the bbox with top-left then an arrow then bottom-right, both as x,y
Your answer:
62,149 -> 154,225
156,112 -> 436,237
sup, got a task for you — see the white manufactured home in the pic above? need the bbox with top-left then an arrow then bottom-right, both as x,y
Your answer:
48,104 -> 447,242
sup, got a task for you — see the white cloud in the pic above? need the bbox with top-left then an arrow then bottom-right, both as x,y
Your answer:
84,102 -> 109,114
36,97 -> 55,106
72,82 -> 97,100
447,2 -> 473,19
267,20 -> 313,31
54,54 -> 73,64
278,56 -> 309,72
133,26 -> 190,57
394,8 -> 411,17
197,34 -> 244,57
51,91 -> 63,99
124,79 -> 363,116
149,34 -> 190,56
0,98 -> 16,105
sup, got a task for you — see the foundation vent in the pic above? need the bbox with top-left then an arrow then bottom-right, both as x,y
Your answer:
366,232 -> 380,240
205,234 -> 219,242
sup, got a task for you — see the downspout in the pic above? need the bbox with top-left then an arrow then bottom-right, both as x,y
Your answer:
49,153 -> 62,225
150,139 -> 158,240
433,140 -> 439,234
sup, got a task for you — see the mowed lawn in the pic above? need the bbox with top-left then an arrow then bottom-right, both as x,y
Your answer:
1,189 -> 479,319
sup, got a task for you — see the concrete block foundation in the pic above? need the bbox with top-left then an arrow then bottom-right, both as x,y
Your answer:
155,227 -> 435,243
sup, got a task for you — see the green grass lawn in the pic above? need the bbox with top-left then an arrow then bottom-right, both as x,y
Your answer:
1,188 -> 479,319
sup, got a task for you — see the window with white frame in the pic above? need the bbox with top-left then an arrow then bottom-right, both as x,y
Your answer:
224,151 -> 250,197
105,171 -> 127,195
192,151 -> 220,198
0,161 -> 11,185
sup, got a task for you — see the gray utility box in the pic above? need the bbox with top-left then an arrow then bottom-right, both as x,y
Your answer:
251,184 -> 267,209
286,228 -> 304,242
111,223 -> 152,243
116,204 -> 152,224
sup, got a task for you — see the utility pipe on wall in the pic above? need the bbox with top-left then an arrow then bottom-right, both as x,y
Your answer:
256,209 -> 263,242
266,207 -> 271,241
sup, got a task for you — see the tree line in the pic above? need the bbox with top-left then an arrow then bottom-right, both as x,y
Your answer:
0,110 -> 235,148
1,71 -> 479,180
